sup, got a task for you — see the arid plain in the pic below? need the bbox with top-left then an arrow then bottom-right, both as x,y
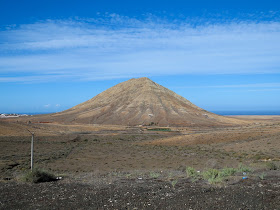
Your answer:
1,115 -> 280,179
1,116 -> 280,209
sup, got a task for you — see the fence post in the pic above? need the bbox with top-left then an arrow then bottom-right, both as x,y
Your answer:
27,129 -> 34,171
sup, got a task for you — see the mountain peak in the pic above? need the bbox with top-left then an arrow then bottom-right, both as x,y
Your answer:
132,77 -> 150,81
125,77 -> 155,86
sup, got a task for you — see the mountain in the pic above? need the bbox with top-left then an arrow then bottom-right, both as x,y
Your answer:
32,77 -> 243,126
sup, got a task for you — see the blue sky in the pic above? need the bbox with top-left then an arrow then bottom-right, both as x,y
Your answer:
1,0 -> 280,114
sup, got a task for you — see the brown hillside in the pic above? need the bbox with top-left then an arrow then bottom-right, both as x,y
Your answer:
27,77 -> 245,126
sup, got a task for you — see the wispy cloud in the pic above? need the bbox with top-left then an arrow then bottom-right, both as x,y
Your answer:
247,89 -> 280,92
173,83 -> 280,89
1,16 -> 280,82
212,83 -> 280,88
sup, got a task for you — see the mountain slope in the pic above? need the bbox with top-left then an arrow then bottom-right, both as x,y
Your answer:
44,77 -> 243,126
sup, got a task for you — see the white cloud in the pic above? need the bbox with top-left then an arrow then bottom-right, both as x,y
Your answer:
44,104 -> 51,108
0,17 -> 280,82
55,104 -> 60,107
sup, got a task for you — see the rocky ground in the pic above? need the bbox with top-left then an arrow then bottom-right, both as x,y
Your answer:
1,176 -> 280,209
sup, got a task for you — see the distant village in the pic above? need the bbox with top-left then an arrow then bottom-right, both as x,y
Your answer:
0,113 -> 29,118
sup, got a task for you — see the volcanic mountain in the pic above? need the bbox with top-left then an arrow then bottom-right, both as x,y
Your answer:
35,77 -> 243,126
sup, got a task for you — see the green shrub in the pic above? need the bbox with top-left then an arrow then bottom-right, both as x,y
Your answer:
202,168 -> 232,184
220,167 -> 237,177
23,168 -> 57,183
186,167 -> 200,180
207,176 -> 224,184
259,172 -> 266,180
149,172 -> 160,179
203,169 -> 220,180
266,162 -> 278,170
171,179 -> 178,189
185,165 -> 252,184
238,164 -> 252,173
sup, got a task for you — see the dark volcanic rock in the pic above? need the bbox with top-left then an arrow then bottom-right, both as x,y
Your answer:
0,178 -> 279,209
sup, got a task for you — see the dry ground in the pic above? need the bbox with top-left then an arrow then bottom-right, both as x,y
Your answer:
0,116 -> 280,209
1,178 -> 280,209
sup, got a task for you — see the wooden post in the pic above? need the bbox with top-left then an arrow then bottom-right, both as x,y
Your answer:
31,132 -> 34,171
27,129 -> 34,171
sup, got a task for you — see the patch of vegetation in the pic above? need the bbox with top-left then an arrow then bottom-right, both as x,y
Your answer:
220,167 -> 237,177
254,154 -> 265,160
147,128 -> 171,131
238,164 -> 252,173
202,167 -> 238,184
186,167 -> 200,181
23,168 -> 57,183
171,179 -> 178,189
189,165 -> 252,184
258,172 -> 266,180
125,173 -> 132,178
202,169 -> 224,184
266,162 -> 278,170
149,172 -> 161,179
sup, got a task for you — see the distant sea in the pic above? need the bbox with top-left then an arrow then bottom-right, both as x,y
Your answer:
5,111 -> 280,116
211,111 -> 280,115
15,112 -> 53,115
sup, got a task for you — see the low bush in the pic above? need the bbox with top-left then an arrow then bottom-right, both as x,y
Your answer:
220,167 -> 237,176
171,179 -> 178,189
185,164 -> 252,184
259,172 -> 266,180
238,164 -> 252,173
203,167 -> 239,184
266,162 -> 278,170
203,168 -> 219,178
23,168 -> 57,183
149,172 -> 160,179
207,176 -> 224,184
186,167 -> 200,181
